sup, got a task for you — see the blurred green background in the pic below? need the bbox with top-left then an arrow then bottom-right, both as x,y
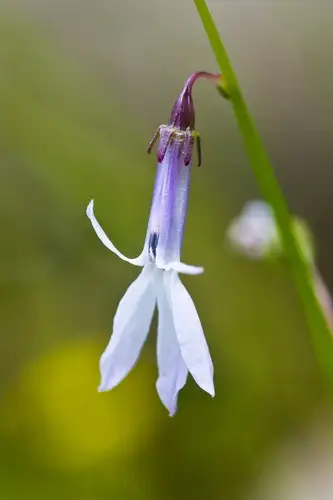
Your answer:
1,1 -> 333,499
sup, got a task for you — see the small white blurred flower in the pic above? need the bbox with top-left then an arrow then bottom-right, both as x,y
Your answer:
249,421 -> 333,500
227,200 -> 280,259
227,200 -> 333,331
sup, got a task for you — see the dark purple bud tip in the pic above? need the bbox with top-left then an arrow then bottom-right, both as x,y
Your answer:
169,71 -> 221,131
148,72 -> 222,167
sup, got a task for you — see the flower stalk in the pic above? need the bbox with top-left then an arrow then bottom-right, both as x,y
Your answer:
227,200 -> 333,335
194,0 -> 333,385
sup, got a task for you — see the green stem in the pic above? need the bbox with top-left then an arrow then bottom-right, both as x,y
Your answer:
194,0 -> 333,383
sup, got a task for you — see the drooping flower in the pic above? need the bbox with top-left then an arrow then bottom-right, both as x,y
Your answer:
87,72 -> 220,415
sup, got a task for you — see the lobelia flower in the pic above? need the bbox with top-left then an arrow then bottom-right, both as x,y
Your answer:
227,200 -> 333,329
87,72 -> 220,415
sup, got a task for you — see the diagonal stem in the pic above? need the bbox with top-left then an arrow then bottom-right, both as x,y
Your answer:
194,0 -> 333,384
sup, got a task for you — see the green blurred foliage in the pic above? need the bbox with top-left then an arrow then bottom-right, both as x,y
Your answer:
0,9 -> 330,500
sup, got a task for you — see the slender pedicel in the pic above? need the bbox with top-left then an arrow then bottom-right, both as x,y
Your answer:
87,72 -> 221,415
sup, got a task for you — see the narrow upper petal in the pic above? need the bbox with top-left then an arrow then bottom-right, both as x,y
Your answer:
87,200 -> 146,266
99,265 -> 156,391
156,271 -> 188,416
169,271 -> 214,397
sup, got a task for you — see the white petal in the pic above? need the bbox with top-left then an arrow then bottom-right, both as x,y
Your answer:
86,200 -> 146,266
169,271 -> 214,396
243,200 -> 272,217
99,265 -> 156,391
313,268 -> 333,329
156,271 -> 188,416
165,261 -> 204,275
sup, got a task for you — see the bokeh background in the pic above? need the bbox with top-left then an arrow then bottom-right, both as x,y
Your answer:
1,1 -> 333,499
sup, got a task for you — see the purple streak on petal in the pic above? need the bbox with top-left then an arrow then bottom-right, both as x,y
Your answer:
145,142 -> 192,267
146,144 -> 178,265
171,152 -> 192,260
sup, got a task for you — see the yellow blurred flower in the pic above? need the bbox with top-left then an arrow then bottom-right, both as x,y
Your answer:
1,340 -> 157,470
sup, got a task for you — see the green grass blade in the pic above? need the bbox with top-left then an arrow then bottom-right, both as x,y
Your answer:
194,0 -> 333,383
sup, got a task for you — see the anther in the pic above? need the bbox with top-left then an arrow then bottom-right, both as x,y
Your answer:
147,127 -> 161,154
148,232 -> 159,259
